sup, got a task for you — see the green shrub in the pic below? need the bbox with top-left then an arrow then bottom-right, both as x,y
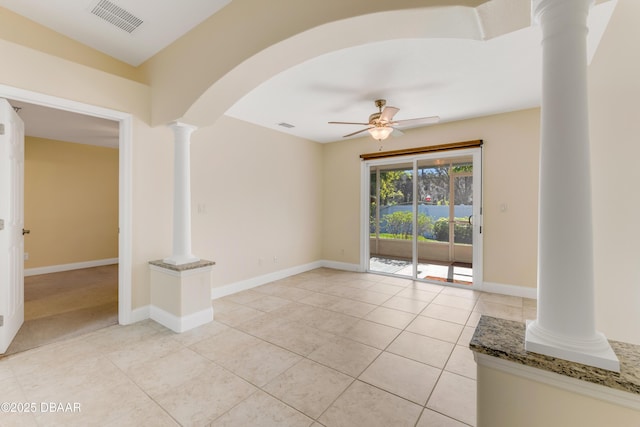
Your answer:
380,211 -> 432,239
433,217 -> 472,244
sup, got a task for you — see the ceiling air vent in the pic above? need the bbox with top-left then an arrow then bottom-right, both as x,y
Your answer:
91,0 -> 143,34
278,122 -> 295,129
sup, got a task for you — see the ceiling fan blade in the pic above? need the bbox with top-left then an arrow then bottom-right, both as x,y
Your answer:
392,116 -> 440,128
343,127 -> 372,138
328,121 -> 370,125
379,106 -> 399,123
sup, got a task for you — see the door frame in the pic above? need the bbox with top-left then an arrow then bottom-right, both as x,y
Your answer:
449,167 -> 473,263
0,84 -> 134,325
360,147 -> 483,287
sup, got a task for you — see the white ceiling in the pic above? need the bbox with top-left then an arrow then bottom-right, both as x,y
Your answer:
227,34 -> 543,143
0,0 -> 231,66
1,0 -> 617,147
8,100 -> 120,149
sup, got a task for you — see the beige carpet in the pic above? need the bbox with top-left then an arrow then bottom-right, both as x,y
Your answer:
3,264 -> 118,356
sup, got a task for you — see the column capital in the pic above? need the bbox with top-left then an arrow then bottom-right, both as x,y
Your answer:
168,121 -> 198,133
532,0 -> 594,24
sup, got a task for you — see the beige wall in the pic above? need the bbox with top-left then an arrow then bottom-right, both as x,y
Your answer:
0,7 -> 145,83
0,36 -> 169,310
477,363 -> 640,427
322,108 -> 541,289
589,0 -> 640,344
24,137 -> 118,268
129,123 -> 174,308
190,116 -> 324,288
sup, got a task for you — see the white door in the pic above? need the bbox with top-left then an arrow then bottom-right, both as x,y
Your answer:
0,98 -> 25,353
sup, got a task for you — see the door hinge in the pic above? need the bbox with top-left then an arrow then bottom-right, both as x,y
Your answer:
0,123 -> 4,135
0,315 -> 3,326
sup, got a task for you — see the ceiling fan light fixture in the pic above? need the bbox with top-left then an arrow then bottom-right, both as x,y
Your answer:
329,99 -> 438,141
368,126 -> 393,141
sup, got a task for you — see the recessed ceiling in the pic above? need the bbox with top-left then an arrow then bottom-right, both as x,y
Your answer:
0,1 -> 617,147
227,34 -> 541,143
0,0 -> 231,66
227,1 -> 616,143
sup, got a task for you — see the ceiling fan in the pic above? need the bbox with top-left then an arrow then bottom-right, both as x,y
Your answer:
328,99 -> 440,141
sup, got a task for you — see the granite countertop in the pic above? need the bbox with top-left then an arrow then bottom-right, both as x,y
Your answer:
149,259 -> 216,272
470,315 -> 640,395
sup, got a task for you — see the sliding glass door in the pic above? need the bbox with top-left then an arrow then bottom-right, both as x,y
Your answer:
364,148 -> 482,286
369,162 -> 416,277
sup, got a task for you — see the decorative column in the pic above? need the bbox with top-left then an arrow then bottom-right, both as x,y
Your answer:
164,122 -> 199,265
149,121 -> 214,333
525,0 -> 619,371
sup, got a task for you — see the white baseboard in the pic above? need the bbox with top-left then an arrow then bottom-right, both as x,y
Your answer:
126,305 -> 150,325
320,260 -> 362,272
25,258 -> 118,277
479,281 -> 537,299
150,305 -> 213,333
209,261 -> 535,303
211,261 -> 327,300
210,260 -> 362,300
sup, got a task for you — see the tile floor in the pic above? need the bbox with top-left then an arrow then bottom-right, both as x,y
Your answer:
0,268 -> 536,426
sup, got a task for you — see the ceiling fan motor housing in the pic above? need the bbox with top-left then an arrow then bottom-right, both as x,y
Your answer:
369,112 -> 382,124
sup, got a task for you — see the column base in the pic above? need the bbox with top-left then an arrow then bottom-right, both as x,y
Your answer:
525,320 -> 620,372
149,259 -> 215,333
162,255 -> 200,265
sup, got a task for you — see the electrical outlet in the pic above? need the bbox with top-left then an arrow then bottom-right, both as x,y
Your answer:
24,252 -> 29,261
273,256 -> 278,264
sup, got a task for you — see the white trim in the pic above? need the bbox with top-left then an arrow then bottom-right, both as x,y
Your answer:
24,258 -> 118,277
475,352 -> 640,411
117,115 -> 133,325
150,305 -> 213,333
129,305 -> 150,323
479,281 -> 537,299
0,84 -> 134,325
211,261 -> 326,299
471,147 -> 483,287
321,260 -> 362,272
208,261 -> 539,301
360,161 -> 370,270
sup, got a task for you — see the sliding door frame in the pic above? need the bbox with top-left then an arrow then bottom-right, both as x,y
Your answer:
360,147 -> 483,287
